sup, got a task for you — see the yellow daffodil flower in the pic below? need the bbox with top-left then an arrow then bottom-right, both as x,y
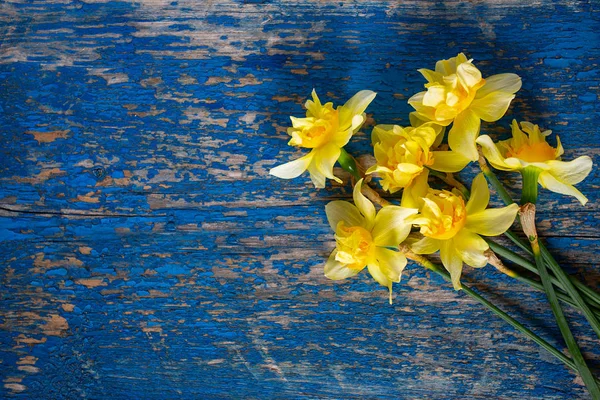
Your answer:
365,124 -> 470,193
408,53 -> 521,161
477,120 -> 593,205
324,179 -> 417,303
270,89 -> 377,188
410,173 -> 520,290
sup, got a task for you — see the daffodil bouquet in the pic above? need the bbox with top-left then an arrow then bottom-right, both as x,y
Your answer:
270,53 -> 600,397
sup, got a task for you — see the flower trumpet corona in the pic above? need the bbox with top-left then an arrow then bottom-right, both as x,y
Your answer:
408,53 -> 521,161
366,124 -> 470,193
270,89 -> 377,188
477,120 -> 593,205
410,173 -> 520,289
324,179 -> 417,303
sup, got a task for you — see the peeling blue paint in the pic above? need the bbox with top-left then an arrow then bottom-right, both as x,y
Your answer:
0,1 -> 599,399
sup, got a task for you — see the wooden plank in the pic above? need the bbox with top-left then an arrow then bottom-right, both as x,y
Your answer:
1,0 -> 599,398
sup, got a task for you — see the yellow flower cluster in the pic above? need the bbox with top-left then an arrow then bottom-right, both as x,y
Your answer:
478,120 -> 593,205
366,124 -> 469,194
269,89 -> 376,188
410,174 -> 519,289
324,179 -> 416,304
269,52 -> 593,302
409,53 -> 522,161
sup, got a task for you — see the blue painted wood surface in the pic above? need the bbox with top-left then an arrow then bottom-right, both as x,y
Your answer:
1,1 -> 599,398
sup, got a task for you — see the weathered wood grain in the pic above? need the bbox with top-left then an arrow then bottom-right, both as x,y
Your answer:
1,0 -> 599,398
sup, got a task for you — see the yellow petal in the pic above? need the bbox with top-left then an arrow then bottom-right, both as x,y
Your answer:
325,201 -> 364,231
430,151 -> 471,172
476,135 -> 514,171
520,121 -> 545,143
350,114 -> 365,132
448,109 -> 481,161
453,230 -> 489,268
305,89 -> 323,116
324,250 -> 362,280
421,197 -> 443,220
371,124 -> 398,145
465,203 -> 520,236
396,162 -> 423,174
365,164 -> 393,176
400,169 -> 430,209
422,85 -> 446,107
555,135 -> 565,158
375,247 -> 408,283
465,173 -> 490,214
307,143 -> 342,188
408,92 -> 438,122
269,152 -> 313,179
372,206 -> 418,247
440,240 -> 463,290
290,116 -> 314,129
510,119 -> 528,150
339,90 -> 376,130
456,62 -> 482,88
353,178 -> 376,228
470,92 -> 516,122
367,262 -> 390,288
538,171 -> 589,206
332,127 -> 354,148
410,236 -> 441,254
546,156 -> 593,185
475,73 -> 522,98
435,53 -> 468,76
418,68 -> 443,84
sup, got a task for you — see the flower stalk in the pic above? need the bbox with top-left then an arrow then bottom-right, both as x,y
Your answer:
400,246 -> 586,377
486,240 -> 600,317
427,168 -> 470,199
338,149 -> 391,207
480,163 -> 600,338
520,167 -> 542,205
520,204 -> 600,398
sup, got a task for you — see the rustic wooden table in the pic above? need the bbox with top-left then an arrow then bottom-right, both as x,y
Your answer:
1,1 -> 599,398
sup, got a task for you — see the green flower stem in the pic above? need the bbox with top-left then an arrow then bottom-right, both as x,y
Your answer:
338,148 -> 391,207
480,163 -> 600,319
478,155 -> 515,206
509,239 -> 600,310
338,148 -> 362,181
507,238 -> 600,310
521,204 -> 600,398
520,167 -> 542,205
443,160 -> 600,310
503,229 -> 533,254
402,249 -> 583,376
487,240 -> 600,318
538,238 -> 600,339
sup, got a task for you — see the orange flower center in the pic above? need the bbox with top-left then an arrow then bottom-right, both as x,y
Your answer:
506,141 -> 557,163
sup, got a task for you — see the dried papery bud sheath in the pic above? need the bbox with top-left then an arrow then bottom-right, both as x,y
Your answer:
361,185 -> 391,207
519,203 -> 538,246
485,249 -> 517,278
